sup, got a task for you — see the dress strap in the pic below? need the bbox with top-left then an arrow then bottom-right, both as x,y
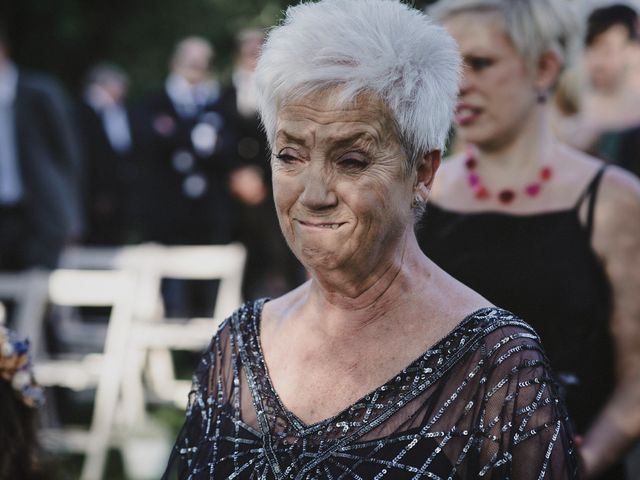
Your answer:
574,164 -> 608,238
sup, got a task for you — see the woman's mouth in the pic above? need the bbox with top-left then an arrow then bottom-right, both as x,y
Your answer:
297,220 -> 345,230
455,104 -> 482,126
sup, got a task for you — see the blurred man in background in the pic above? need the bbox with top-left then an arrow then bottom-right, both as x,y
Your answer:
79,62 -> 138,245
556,3 -> 640,177
134,36 -> 236,247
0,21 -> 83,270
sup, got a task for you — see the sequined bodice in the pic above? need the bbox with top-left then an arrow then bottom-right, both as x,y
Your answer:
163,299 -> 580,479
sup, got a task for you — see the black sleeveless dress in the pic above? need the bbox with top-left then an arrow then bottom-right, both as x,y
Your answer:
418,166 -> 622,478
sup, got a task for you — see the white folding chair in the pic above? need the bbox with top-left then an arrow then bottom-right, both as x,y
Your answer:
60,243 -> 247,409
35,269 -> 137,480
129,243 -> 247,408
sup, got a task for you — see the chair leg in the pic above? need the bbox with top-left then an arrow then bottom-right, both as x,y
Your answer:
120,347 -> 148,426
146,348 -> 177,402
80,302 -> 134,480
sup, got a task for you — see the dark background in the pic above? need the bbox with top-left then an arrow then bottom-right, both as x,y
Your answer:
0,0 -> 435,97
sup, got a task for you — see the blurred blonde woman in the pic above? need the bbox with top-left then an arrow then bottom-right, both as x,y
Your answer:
420,0 -> 640,478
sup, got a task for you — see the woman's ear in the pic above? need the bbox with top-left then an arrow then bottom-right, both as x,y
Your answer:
416,150 -> 441,192
536,50 -> 563,93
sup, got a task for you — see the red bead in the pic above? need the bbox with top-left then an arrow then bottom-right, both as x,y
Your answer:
525,184 -> 541,196
468,174 -> 480,187
498,189 -> 515,203
540,167 -> 552,181
475,187 -> 490,199
465,157 -> 477,170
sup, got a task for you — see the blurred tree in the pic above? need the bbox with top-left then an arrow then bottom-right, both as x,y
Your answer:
0,0 -> 436,96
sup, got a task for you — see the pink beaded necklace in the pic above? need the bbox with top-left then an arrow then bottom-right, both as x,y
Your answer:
465,152 -> 553,204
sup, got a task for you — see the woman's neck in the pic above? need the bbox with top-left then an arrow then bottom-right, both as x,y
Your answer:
302,231 -> 432,336
472,107 -> 558,181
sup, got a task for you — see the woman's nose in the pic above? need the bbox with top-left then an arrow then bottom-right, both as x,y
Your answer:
459,70 -> 473,95
299,164 -> 338,210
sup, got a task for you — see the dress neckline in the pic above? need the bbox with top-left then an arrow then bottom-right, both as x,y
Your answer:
428,164 -> 608,222
250,299 -> 496,432
427,201 -> 579,219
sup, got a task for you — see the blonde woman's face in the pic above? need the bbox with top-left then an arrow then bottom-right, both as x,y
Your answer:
445,11 -> 540,151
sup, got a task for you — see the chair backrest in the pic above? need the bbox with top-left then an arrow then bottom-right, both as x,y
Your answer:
59,244 -> 165,320
48,269 -> 134,307
157,244 -> 246,320
60,243 -> 247,321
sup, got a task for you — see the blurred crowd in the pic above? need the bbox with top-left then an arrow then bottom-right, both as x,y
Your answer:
0,24 -> 304,304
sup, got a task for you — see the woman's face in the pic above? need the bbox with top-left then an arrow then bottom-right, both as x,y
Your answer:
272,91 -> 417,274
445,11 -> 539,151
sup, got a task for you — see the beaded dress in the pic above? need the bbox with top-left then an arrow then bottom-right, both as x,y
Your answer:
163,299 -> 580,479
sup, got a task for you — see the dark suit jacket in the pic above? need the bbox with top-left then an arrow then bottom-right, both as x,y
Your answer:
77,101 -> 139,245
132,88 -> 238,245
14,70 -> 83,267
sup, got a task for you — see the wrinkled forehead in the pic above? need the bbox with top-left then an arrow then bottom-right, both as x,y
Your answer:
275,88 -> 400,147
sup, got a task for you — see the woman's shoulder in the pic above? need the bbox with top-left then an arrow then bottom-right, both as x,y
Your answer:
563,137 -> 640,242
597,164 -> 640,211
464,307 -> 539,340
224,298 -> 269,331
591,163 -> 640,261
461,307 -> 547,365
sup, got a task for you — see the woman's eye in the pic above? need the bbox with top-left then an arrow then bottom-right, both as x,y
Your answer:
338,156 -> 369,170
273,150 -> 299,163
466,57 -> 494,72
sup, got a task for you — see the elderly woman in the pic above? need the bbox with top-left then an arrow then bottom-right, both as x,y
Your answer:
419,0 -> 640,478
163,1 -> 580,478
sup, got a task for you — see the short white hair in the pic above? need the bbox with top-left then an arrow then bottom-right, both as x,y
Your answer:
255,0 -> 461,166
428,0 -> 581,72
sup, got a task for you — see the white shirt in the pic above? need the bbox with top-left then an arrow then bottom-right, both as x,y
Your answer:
165,73 -> 220,119
84,84 -> 132,154
232,67 -> 258,118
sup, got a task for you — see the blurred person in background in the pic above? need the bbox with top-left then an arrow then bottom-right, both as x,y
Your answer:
0,20 -> 83,270
0,325 -> 48,479
163,1 -> 580,478
135,36 -> 236,246
556,4 -> 640,177
222,29 -> 305,299
134,36 -> 237,316
78,62 -> 139,245
419,0 -> 640,478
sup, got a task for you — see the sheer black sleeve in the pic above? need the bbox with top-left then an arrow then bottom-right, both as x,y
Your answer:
477,325 -> 583,479
162,320 -> 235,480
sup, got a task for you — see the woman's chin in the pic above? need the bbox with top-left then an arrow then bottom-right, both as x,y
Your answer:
456,124 -> 497,146
297,245 -> 347,272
